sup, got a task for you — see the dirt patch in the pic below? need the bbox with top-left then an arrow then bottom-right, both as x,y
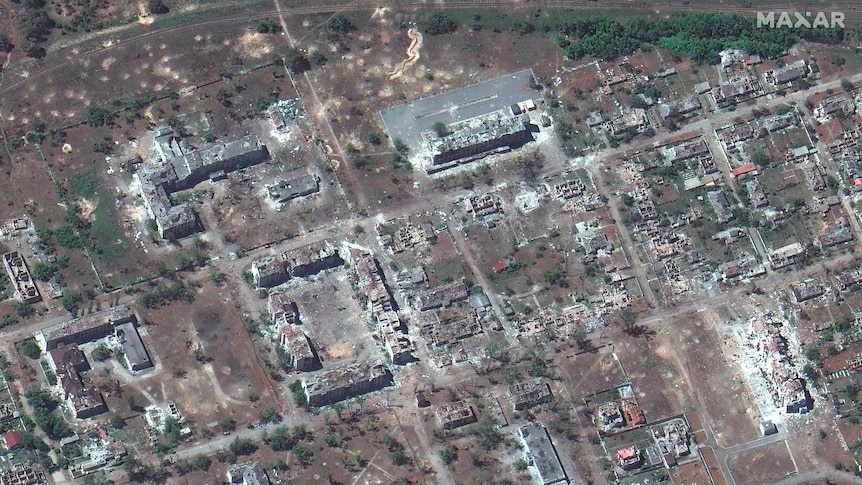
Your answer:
667,311 -> 760,447
670,459 -> 711,485
560,345 -> 626,399
613,326 -> 696,423
700,447 -> 729,485
138,281 -> 276,426
387,28 -> 423,80
727,442 -> 796,485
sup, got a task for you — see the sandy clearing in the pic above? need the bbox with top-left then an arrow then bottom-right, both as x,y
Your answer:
387,28 -> 423,81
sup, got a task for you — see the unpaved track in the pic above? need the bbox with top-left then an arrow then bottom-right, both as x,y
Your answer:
387,28 -> 423,80
4,1 -> 862,97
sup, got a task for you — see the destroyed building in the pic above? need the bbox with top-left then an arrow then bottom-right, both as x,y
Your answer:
282,240 -> 343,277
279,326 -> 319,372
251,257 -> 289,288
597,401 -> 625,433
226,462 -> 270,485
552,179 -> 586,200
707,190 -> 733,224
251,240 -> 343,287
0,463 -> 45,485
507,381 -> 552,411
769,242 -> 805,269
266,174 -> 320,204
421,314 -> 483,347
435,400 -> 477,429
2,252 -> 40,303
745,178 -> 768,208
652,418 -> 690,467
38,306 -> 135,351
348,249 -> 414,364
301,361 -> 393,407
428,113 -> 533,169
139,127 -> 270,239
814,95 -> 855,120
658,95 -> 701,119
416,282 -> 469,311
268,291 -> 299,326
38,305 -> 152,376
712,75 -> 760,105
517,423 -> 567,485
53,348 -> 107,419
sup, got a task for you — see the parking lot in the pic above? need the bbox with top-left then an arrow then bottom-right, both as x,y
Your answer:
379,69 -> 537,149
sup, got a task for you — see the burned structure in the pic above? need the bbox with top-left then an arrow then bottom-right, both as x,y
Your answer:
47,345 -> 107,419
266,174 -> 320,205
301,361 -> 393,407
435,400 -> 477,430
251,240 -> 343,287
507,381 -> 553,411
347,248 -> 414,364
138,127 -> 270,239
517,423 -> 567,485
427,112 -> 533,171
2,252 -> 40,303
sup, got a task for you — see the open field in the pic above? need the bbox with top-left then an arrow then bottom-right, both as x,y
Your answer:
727,442 -> 796,485
137,280 -> 277,426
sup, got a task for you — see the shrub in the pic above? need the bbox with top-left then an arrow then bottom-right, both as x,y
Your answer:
424,12 -> 457,35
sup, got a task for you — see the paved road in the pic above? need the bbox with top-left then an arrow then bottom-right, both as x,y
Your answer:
702,422 -> 789,485
4,11 -> 862,482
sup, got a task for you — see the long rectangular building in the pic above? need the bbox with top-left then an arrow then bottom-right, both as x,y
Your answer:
39,306 -> 134,351
2,252 -> 40,303
141,128 -> 270,239
302,361 -> 392,407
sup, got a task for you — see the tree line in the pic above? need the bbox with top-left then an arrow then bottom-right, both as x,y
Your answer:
555,11 -> 843,64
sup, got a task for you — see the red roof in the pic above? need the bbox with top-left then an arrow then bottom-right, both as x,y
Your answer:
732,164 -> 757,177
3,430 -> 23,450
617,446 -> 637,459
492,261 -> 508,273
855,178 -> 862,187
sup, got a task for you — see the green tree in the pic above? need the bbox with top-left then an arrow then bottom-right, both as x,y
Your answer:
22,339 -> 41,359
219,417 -> 236,432
619,308 -> 639,333
440,444 -> 456,464
229,437 -> 257,456
61,292 -> 83,314
424,12 -> 457,35
31,262 -> 56,281
148,0 -> 168,14
258,406 -> 280,424
91,343 -> 112,362
255,18 -> 281,34
110,414 -> 126,429
84,102 -> 112,127
0,315 -> 15,328
323,13 -> 355,40
16,301 -> 33,318
432,121 -> 449,137
284,48 -> 310,74
309,50 -> 327,67
292,444 -> 313,466
366,131 -> 382,145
